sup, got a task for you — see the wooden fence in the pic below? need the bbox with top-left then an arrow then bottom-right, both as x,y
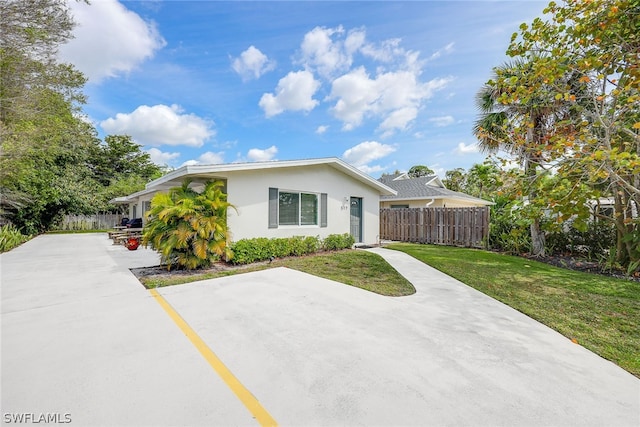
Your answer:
380,207 -> 490,248
55,214 -> 124,231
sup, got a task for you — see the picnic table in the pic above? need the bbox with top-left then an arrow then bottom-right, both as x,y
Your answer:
109,228 -> 143,245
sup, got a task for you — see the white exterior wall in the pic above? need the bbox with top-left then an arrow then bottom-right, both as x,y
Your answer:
128,197 -> 153,223
225,164 -> 381,244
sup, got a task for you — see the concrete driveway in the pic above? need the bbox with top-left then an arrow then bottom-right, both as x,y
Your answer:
2,234 -> 639,426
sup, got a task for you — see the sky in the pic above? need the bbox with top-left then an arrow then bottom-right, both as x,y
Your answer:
58,0 -> 547,178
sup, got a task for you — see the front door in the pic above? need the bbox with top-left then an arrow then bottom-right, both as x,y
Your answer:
350,197 -> 362,243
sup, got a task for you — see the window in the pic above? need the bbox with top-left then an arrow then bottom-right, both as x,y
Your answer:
269,188 -> 327,228
278,191 -> 317,225
390,204 -> 409,209
278,191 -> 301,225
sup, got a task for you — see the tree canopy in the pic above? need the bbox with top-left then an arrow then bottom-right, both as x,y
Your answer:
475,0 -> 639,269
0,0 -> 165,233
407,165 -> 435,178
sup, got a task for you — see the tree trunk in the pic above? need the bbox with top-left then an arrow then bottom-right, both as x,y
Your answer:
530,218 -> 546,257
526,115 -> 545,257
613,184 -> 630,265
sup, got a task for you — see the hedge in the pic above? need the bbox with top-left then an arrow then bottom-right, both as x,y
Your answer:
229,233 -> 354,265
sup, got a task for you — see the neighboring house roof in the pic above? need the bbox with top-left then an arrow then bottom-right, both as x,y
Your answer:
379,174 -> 493,206
112,157 -> 397,203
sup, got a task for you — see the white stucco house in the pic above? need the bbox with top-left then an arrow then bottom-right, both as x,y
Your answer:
113,157 -> 396,245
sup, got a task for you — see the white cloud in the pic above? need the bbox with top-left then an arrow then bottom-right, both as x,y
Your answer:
360,38 -> 403,63
299,26 -> 365,78
247,145 -> 278,162
427,42 -> 455,61
428,115 -> 455,127
101,104 -> 215,147
146,148 -> 180,165
259,71 -> 320,117
379,107 -> 418,136
342,141 -> 396,172
59,0 -> 166,82
329,67 -> 452,133
454,142 -> 479,155
181,151 -> 225,167
315,125 -> 329,134
231,45 -> 275,80
198,151 -> 225,164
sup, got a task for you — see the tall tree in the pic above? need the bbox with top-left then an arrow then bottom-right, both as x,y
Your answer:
443,168 -> 467,192
473,59 -> 562,256
0,0 -> 99,232
408,165 -> 435,178
505,0 -> 640,269
0,0 -> 85,124
466,162 -> 502,199
89,135 -> 165,212
91,135 -> 162,186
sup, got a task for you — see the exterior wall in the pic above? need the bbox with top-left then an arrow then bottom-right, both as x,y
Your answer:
127,197 -> 153,223
225,164 -> 381,244
380,198 -> 485,209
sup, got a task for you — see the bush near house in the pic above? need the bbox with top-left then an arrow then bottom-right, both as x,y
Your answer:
322,233 -> 356,251
230,233 -> 354,265
142,179 -> 233,270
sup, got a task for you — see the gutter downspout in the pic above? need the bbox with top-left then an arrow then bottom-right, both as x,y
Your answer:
425,198 -> 435,207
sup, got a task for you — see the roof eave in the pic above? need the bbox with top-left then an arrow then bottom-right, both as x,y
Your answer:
131,157 -> 397,198
382,195 -> 494,205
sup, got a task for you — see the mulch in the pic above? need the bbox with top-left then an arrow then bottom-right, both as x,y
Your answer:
130,260 -> 271,280
524,254 -> 640,282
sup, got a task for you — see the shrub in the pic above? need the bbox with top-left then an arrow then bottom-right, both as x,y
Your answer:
142,180 -> 234,270
229,234 -> 355,265
546,220 -> 616,260
0,224 -> 31,252
489,199 -> 532,254
230,235 -> 322,265
322,233 -> 355,251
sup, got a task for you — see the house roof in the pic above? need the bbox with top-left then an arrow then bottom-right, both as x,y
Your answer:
379,174 -> 493,206
113,157 -> 396,203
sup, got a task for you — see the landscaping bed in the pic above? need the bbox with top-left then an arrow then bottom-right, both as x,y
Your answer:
131,249 -> 415,297
526,254 -> 640,282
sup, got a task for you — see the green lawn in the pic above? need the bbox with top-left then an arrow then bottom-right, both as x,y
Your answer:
140,249 -> 416,297
386,243 -> 640,378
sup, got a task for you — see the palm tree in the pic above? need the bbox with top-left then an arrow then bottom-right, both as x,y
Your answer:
473,58 -> 555,256
467,162 -> 501,200
142,179 -> 235,270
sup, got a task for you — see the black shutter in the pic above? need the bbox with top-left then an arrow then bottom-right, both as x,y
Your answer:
320,193 -> 328,227
268,188 -> 278,228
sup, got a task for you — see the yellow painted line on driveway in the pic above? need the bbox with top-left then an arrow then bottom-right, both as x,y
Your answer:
150,289 -> 278,427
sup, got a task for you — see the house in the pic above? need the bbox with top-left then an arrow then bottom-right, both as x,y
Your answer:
378,173 -> 493,208
112,157 -> 396,245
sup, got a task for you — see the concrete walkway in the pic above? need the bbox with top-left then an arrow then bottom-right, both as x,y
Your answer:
2,234 -> 639,426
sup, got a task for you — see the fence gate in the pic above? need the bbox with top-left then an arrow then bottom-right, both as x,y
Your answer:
379,207 -> 490,248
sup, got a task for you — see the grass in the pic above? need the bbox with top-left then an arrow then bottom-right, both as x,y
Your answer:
140,249 -> 415,297
386,242 -> 640,378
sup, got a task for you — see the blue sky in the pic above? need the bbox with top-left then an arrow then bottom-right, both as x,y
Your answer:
59,0 -> 546,178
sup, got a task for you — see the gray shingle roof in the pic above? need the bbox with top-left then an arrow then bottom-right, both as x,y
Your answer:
378,175 -> 491,204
